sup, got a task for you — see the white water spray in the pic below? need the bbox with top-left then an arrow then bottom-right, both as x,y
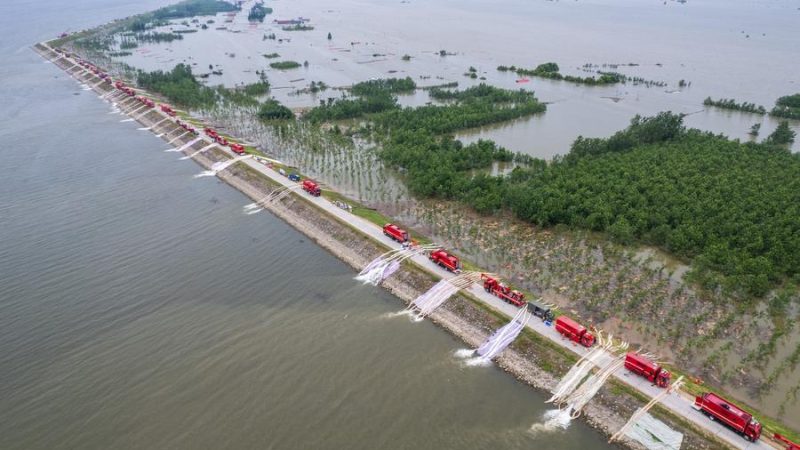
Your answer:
119,118 -> 134,123
180,143 -> 215,159
467,306 -> 531,365
167,130 -> 191,145
168,137 -> 203,153
529,409 -> 573,435
355,245 -> 439,286
546,334 -> 629,420
150,117 -> 170,130
194,155 -> 250,178
406,272 -> 482,320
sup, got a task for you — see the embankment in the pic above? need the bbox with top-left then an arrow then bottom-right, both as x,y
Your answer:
33,42 -> 736,450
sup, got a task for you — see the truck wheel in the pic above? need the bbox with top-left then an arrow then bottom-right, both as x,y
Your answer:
708,415 -> 714,422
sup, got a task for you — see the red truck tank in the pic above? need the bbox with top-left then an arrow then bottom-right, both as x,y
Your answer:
429,249 -> 461,273
694,392 -> 761,441
229,143 -> 245,155
302,180 -> 321,196
160,104 -> 176,116
204,127 -> 218,139
481,275 -> 525,307
114,81 -> 125,90
383,223 -> 409,243
215,135 -> 229,146
624,352 -> 671,388
555,316 -> 595,347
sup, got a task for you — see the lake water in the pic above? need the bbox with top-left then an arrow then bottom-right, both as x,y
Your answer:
113,0 -> 799,156
0,1 -> 613,448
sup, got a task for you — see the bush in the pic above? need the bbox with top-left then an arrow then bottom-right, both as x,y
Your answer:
257,100 -> 294,120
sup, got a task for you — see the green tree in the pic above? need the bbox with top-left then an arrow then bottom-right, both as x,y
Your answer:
765,121 -> 796,145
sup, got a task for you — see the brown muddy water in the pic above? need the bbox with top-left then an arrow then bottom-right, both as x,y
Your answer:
0,1 -> 617,449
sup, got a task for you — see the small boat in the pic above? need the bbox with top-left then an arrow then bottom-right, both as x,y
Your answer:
516,78 -> 530,83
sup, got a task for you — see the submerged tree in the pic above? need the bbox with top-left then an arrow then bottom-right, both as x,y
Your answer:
764,121 -> 796,145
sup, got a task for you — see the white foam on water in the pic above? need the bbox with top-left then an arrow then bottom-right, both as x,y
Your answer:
529,409 -> 572,436
464,357 -> 492,367
453,348 -> 475,359
138,127 -> 150,131
245,208 -> 263,215
193,170 -> 217,178
243,203 -> 259,210
119,118 -> 134,123
377,310 -> 413,320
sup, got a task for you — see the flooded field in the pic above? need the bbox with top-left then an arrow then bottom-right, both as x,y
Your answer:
110,0 -> 799,156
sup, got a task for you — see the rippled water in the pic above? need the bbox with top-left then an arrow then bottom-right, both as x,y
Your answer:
0,1 -> 612,449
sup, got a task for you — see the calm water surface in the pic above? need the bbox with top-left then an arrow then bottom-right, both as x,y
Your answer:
0,1 -> 612,449
117,0 -> 799,156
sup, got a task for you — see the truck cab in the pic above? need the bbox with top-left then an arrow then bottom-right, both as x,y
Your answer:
302,180 -> 321,196
383,223 -> 409,243
555,316 -> 595,347
429,249 -> 461,273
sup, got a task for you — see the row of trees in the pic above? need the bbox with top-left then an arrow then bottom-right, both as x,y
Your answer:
371,98 -> 545,135
350,77 -> 416,96
427,83 -> 534,103
498,62 -> 625,85
703,97 -> 767,114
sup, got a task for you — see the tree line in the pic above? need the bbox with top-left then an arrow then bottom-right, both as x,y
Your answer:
498,62 -> 625,86
703,97 -> 767,115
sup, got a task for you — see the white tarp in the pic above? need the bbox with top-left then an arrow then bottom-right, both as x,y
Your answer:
625,410 -> 684,450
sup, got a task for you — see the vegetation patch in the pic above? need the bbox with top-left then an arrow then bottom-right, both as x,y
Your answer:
351,77 -> 416,96
257,99 -> 294,120
703,97 -> 766,114
137,63 -> 216,108
771,93 -> 800,120
248,2 -> 272,22
126,0 -> 239,32
270,60 -> 302,70
498,62 -> 624,85
282,24 -> 314,31
392,112 -> 799,296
